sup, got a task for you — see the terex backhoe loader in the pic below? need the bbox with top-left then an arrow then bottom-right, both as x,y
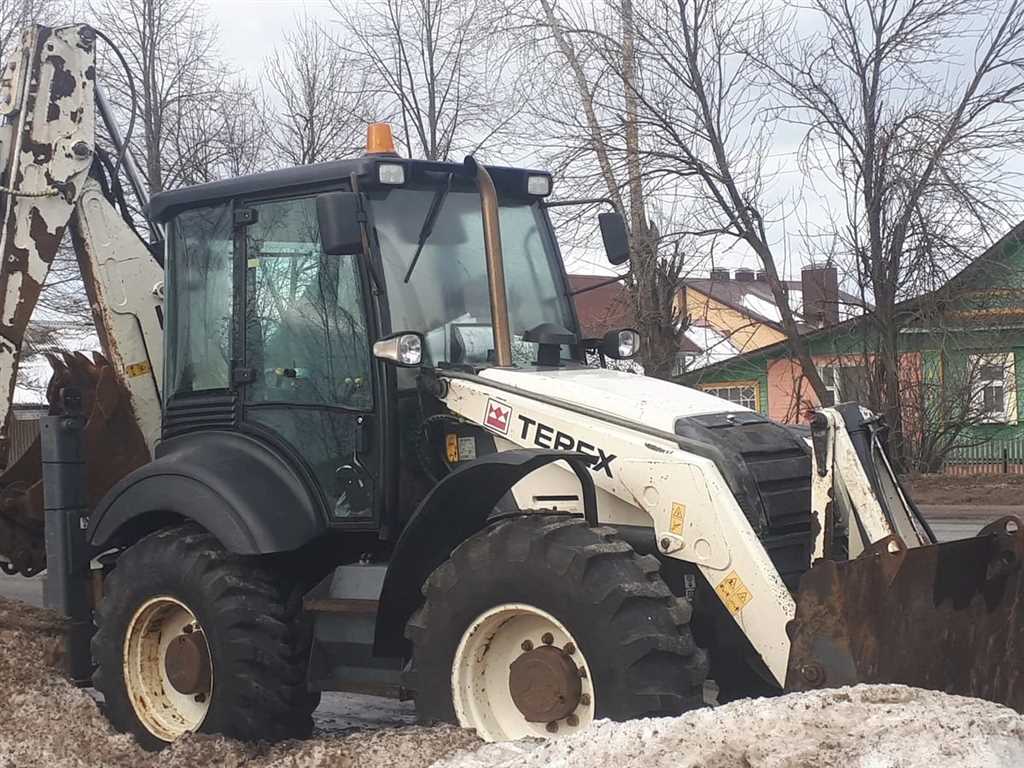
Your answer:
0,23 -> 1020,749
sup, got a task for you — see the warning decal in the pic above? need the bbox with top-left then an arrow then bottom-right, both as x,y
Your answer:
669,502 -> 686,535
715,570 -> 753,615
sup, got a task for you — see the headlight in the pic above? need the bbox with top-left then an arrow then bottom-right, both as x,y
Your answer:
378,163 -> 405,185
601,328 -> 640,359
526,174 -> 552,196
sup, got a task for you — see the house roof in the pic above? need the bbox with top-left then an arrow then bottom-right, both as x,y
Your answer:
683,277 -> 867,330
680,218 -> 1024,379
567,275 -> 701,353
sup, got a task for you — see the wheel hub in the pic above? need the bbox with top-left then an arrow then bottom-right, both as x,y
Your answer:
164,629 -> 211,695
508,644 -> 582,722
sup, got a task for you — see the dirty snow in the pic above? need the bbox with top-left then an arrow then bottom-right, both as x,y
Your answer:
2,595 -> 1023,768
439,685 -> 1024,768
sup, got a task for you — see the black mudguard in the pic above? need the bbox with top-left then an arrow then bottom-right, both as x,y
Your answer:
373,448 -> 596,657
88,430 -> 325,555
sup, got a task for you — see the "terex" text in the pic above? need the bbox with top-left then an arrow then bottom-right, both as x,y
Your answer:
517,415 -> 617,478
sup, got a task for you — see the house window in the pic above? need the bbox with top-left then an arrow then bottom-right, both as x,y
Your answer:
817,364 -> 868,406
971,353 -> 1017,424
701,382 -> 759,411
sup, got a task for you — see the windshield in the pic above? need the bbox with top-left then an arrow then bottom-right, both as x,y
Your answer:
368,187 -> 575,367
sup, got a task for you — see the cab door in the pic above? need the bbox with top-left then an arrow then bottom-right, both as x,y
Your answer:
237,195 -> 379,526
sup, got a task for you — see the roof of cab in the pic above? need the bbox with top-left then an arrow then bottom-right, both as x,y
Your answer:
148,156 -> 549,223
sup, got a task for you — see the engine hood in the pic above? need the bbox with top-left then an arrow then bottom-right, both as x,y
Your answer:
479,365 -> 746,434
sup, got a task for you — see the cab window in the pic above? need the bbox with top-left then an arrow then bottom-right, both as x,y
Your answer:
243,196 -> 372,410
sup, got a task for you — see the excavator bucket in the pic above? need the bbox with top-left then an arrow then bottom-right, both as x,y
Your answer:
786,518 -> 1024,710
0,351 -> 150,576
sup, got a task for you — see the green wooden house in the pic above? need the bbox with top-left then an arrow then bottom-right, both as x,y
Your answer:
677,221 -> 1024,471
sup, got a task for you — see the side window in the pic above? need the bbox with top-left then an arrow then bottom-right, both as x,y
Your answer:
166,203 -> 234,394
244,197 -> 372,410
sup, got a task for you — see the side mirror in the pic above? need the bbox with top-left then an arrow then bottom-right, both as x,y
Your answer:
373,332 -> 424,367
601,328 -> 640,359
317,191 -> 364,255
599,211 -> 630,266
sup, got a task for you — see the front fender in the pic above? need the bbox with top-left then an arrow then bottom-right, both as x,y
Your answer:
374,448 -> 595,657
88,430 -> 325,554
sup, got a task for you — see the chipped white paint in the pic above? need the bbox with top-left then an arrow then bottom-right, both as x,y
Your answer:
0,25 -> 96,459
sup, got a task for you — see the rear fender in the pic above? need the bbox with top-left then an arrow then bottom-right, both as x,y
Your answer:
87,430 -> 325,555
373,448 -> 596,657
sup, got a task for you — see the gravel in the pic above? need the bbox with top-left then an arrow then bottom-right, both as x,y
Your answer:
2,596 -> 1022,768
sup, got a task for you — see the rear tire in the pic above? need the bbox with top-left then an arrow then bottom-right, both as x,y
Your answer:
406,514 -> 708,740
92,525 -> 316,750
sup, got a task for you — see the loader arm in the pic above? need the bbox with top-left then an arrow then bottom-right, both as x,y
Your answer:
0,24 -> 161,575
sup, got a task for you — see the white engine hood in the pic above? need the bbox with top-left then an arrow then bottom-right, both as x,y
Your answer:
479,366 -> 747,434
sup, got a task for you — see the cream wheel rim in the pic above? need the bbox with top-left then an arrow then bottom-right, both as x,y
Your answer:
451,603 -> 595,741
123,596 -> 213,742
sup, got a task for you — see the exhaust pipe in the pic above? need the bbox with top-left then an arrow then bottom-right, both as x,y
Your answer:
465,156 -> 513,367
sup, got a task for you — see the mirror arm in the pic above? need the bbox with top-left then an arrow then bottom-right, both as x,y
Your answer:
567,269 -> 631,297
544,196 -> 621,213
349,172 -> 384,293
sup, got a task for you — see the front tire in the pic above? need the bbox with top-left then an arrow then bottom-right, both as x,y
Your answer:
92,525 -> 316,750
406,515 -> 708,741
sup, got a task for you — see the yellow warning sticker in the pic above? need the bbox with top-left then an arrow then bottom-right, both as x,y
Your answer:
446,434 -> 459,463
669,502 -> 686,534
125,360 -> 151,378
715,571 -> 753,614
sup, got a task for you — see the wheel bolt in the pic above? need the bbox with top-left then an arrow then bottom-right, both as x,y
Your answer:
546,721 -> 558,733
578,666 -> 587,679
521,639 -> 534,652
194,693 -> 206,703
580,693 -> 591,706
182,624 -> 194,634
541,632 -> 554,645
563,642 -> 575,655
566,714 -> 579,727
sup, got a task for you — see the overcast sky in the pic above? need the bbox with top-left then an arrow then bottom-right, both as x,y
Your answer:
198,0 -> 1023,281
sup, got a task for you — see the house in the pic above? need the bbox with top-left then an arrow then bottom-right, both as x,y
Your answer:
568,265 -> 865,375
676,221 -> 1024,467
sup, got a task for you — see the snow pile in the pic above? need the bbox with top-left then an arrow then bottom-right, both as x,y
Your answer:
438,685 -> 1024,768
2,595 -> 1023,768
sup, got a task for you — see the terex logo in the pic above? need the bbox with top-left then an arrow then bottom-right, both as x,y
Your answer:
517,415 -> 617,478
484,398 -> 512,434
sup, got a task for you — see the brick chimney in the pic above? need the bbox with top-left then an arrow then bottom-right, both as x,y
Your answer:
710,267 -> 730,281
801,262 -> 839,327
735,268 -> 755,282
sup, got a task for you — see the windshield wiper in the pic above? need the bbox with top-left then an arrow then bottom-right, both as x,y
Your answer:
403,172 -> 453,283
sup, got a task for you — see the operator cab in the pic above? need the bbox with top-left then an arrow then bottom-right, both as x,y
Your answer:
148,123 -> 632,536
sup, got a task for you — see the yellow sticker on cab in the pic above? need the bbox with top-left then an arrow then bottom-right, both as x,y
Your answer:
446,434 -> 459,463
715,571 -> 753,614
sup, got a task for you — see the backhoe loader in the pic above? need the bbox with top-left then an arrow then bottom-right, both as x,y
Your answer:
0,23 -> 1020,749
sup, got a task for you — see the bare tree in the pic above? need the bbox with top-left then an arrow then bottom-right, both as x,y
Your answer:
0,0 -> 58,55
88,0 -> 229,193
607,0 -> 828,397
333,0 -> 522,161
764,0 -> 1024,461
511,0 -> 690,378
267,16 -> 376,167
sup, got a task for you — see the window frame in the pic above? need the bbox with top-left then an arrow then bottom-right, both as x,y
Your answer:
970,351 -> 1017,425
699,380 -> 761,412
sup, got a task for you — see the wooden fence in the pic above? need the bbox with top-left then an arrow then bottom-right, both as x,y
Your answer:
943,438 -> 1024,475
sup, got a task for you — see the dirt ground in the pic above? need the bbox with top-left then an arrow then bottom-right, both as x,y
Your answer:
0,598 -> 480,768
903,473 -> 1024,507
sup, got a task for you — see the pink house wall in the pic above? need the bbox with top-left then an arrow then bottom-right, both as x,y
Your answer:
766,352 -> 924,424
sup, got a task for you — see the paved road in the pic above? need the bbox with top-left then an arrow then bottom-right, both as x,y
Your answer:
0,510 -> 1009,732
